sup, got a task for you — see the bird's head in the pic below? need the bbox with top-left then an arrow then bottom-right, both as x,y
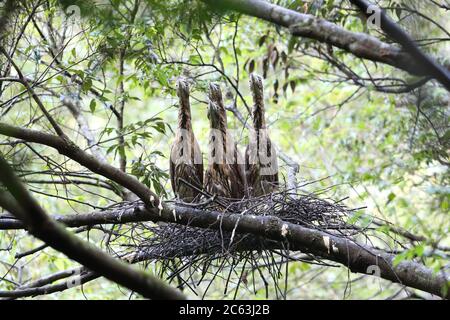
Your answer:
207,83 -> 224,129
176,77 -> 192,129
249,73 -> 263,92
249,73 -> 266,129
176,77 -> 190,106
208,82 -> 222,103
249,73 -> 264,110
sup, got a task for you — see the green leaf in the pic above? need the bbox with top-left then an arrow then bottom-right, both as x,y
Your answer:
386,192 -> 396,204
393,252 -> 408,267
89,99 -> 97,113
82,77 -> 93,92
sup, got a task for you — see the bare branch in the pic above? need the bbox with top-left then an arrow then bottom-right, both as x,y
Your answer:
0,46 -> 66,137
0,270 -> 99,299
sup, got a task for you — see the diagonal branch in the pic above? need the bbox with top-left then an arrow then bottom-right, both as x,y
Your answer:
0,121 -> 447,297
0,46 -> 66,137
0,155 -> 185,300
0,122 -> 160,208
0,270 -> 99,299
349,0 -> 450,91
203,0 -> 449,82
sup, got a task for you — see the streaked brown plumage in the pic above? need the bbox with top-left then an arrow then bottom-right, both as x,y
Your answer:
169,78 -> 203,202
245,74 -> 279,197
204,83 -> 247,199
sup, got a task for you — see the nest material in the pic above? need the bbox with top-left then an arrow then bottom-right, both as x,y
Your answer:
132,191 -> 357,257
105,188 -> 371,298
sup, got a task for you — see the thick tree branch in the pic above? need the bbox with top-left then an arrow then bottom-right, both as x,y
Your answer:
0,122 -> 160,208
349,0 -> 450,91
204,0 -> 448,81
16,267 -> 86,289
1,201 -> 447,298
0,270 -> 99,299
0,156 -> 185,300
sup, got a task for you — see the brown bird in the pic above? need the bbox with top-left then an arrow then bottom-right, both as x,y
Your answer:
204,83 -> 247,199
169,78 -> 203,202
245,74 -> 279,197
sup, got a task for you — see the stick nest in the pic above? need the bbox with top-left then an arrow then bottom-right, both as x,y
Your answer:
105,186 -> 381,298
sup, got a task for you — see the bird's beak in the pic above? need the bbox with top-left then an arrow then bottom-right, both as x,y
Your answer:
250,73 -> 262,92
208,83 -> 222,102
176,78 -> 189,100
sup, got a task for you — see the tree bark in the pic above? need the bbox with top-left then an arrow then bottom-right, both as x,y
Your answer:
2,202 -> 447,298
0,156 -> 185,300
203,0 -> 449,82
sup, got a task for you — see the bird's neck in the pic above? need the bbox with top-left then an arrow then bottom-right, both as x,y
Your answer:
210,102 -> 228,140
209,120 -> 227,146
178,99 -> 192,130
252,102 -> 266,130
